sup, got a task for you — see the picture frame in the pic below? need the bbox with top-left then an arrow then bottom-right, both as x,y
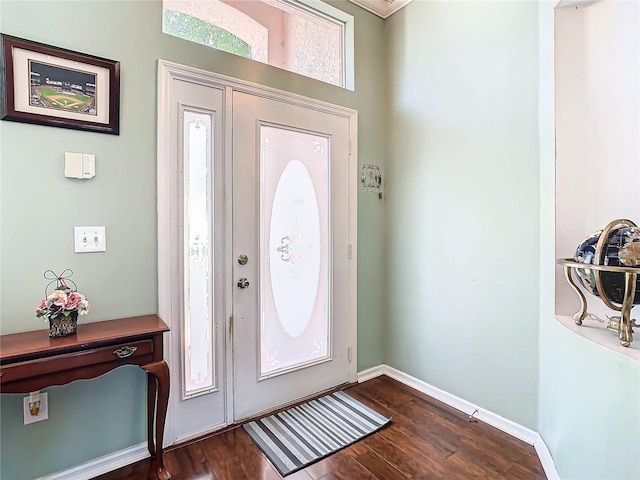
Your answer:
0,34 -> 120,135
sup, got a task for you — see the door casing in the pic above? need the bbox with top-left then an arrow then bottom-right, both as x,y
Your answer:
157,59 -> 358,446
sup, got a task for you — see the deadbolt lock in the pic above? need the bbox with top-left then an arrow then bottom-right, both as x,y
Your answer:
237,278 -> 250,289
238,254 -> 248,265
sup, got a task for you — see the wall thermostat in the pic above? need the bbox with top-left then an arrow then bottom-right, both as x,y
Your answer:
65,152 -> 95,179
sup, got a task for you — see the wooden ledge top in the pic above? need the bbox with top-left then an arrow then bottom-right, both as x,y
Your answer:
0,314 -> 169,363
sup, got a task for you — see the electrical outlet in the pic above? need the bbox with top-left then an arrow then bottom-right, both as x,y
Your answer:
23,392 -> 48,425
74,226 -> 106,253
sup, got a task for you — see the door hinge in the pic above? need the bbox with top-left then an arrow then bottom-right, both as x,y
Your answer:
228,315 -> 233,340
349,140 -> 352,154
348,347 -> 353,363
348,244 -> 353,259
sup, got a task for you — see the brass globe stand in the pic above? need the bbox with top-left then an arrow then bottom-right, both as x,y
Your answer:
558,259 -> 638,347
557,219 -> 639,348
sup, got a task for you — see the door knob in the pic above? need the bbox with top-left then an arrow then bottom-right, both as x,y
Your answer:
237,278 -> 250,289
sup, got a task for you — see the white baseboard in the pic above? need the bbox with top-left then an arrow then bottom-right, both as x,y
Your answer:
357,364 -> 385,383
383,365 -> 539,444
534,433 -> 561,480
36,443 -> 148,480
358,364 -> 560,479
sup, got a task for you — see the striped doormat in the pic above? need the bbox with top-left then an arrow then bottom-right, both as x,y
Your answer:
242,390 -> 391,476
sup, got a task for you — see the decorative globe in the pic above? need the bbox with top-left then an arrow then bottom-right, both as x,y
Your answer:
574,225 -> 640,305
573,230 -> 601,297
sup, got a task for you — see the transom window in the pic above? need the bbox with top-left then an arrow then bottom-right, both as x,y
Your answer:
163,0 -> 354,90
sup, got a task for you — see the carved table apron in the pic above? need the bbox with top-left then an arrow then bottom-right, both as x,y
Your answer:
0,315 -> 171,480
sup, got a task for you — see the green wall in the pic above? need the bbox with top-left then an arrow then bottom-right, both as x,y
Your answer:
0,1 -> 386,478
538,316 -> 640,479
384,0 -> 540,430
382,1 -> 640,478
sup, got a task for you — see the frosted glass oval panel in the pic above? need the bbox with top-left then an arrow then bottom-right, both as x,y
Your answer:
260,125 -> 330,377
270,160 -> 321,337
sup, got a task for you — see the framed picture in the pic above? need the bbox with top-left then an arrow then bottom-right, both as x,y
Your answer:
0,34 -> 120,135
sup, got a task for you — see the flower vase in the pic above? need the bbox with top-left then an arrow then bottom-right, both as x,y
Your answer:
49,312 -> 78,337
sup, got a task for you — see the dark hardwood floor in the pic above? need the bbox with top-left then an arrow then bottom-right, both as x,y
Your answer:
94,375 -> 546,480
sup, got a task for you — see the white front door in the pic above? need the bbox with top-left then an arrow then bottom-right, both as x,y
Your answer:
158,61 -> 357,443
232,91 -> 353,420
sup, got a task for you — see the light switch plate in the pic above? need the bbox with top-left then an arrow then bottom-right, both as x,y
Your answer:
74,226 -> 106,253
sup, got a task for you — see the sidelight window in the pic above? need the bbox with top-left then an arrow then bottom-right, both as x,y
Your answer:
182,109 -> 215,397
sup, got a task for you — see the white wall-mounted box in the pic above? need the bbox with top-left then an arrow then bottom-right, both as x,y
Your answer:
65,152 -> 95,179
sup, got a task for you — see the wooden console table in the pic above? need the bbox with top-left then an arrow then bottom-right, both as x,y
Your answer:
0,314 -> 171,480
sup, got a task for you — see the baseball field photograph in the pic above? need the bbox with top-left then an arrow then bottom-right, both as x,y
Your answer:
28,61 -> 97,116
1,34 -> 120,134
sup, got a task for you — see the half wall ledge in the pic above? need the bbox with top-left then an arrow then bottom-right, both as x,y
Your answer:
555,314 -> 639,362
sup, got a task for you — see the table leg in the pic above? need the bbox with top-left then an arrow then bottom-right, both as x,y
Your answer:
147,369 -> 158,457
142,361 -> 171,480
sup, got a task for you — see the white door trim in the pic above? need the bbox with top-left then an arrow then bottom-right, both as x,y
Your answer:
157,59 -> 358,445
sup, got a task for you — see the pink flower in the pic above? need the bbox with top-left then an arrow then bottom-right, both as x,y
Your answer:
65,292 -> 84,310
48,290 -> 68,307
78,299 -> 90,315
36,298 -> 47,315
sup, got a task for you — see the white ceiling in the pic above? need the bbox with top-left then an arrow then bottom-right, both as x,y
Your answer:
347,0 -> 413,19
